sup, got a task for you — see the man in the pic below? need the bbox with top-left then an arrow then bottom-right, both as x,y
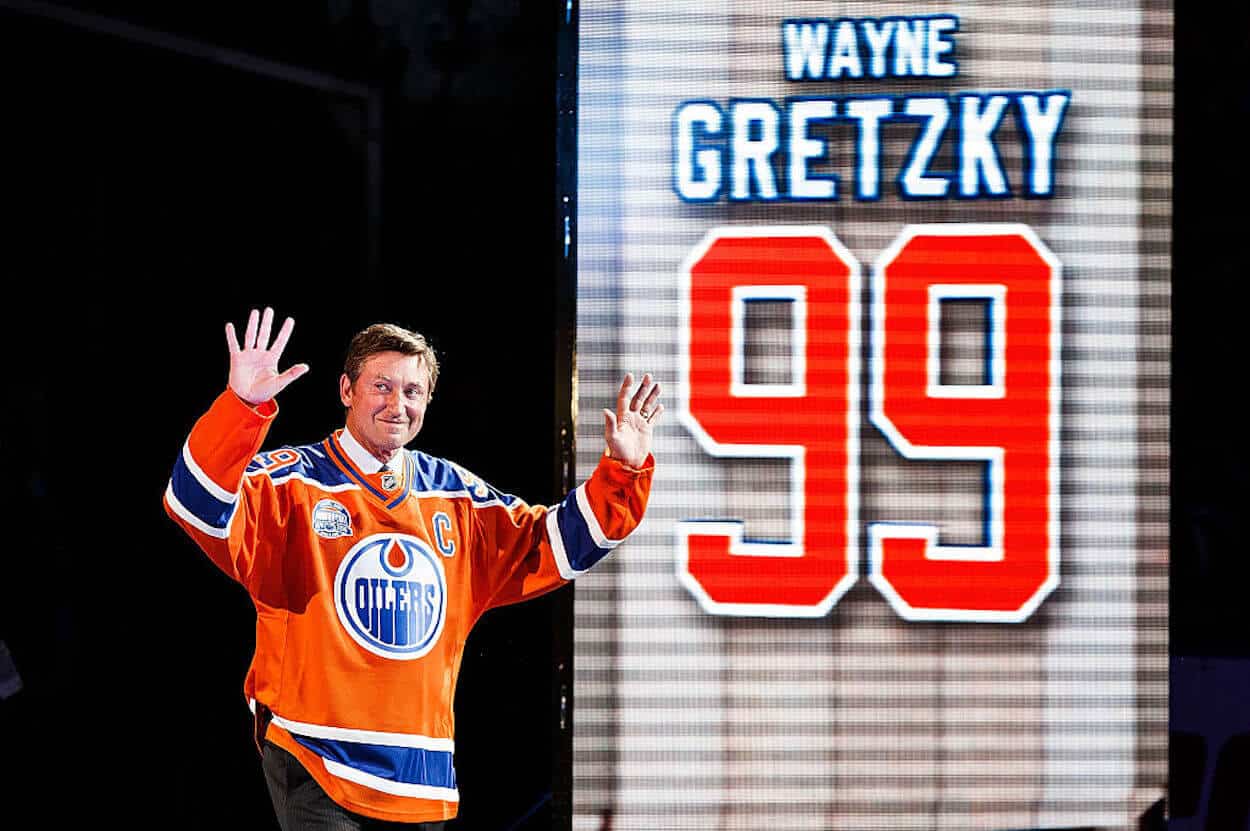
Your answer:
164,308 -> 661,829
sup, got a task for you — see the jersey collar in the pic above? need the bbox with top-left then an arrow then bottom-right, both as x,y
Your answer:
338,424 -> 404,473
328,428 -> 413,510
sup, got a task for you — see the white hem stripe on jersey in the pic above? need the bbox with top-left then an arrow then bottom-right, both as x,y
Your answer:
257,704 -> 455,751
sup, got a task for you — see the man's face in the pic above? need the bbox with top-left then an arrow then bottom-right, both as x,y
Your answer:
339,351 -> 432,459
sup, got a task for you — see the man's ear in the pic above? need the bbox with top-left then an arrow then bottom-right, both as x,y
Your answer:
339,373 -> 354,408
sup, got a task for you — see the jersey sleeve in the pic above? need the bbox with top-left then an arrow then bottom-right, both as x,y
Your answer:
468,453 -> 655,612
163,388 -> 287,589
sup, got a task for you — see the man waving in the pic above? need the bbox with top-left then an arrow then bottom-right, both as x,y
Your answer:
164,308 -> 661,829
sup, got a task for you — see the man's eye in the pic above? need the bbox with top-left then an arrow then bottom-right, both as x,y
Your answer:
406,389 -> 423,399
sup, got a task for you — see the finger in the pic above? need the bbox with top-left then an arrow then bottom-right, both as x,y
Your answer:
616,373 -> 634,424
243,309 -> 259,350
602,407 -> 618,434
225,322 -> 241,355
270,316 -> 296,358
629,372 -> 652,412
257,307 -> 275,351
648,402 -> 665,426
640,381 -> 662,414
278,363 -> 310,386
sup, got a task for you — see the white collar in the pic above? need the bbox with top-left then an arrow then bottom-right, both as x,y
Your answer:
338,425 -> 403,474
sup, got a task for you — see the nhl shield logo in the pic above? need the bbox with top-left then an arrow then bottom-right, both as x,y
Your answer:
312,499 -> 353,539
381,471 -> 398,491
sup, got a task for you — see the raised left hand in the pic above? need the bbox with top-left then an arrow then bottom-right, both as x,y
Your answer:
603,373 -> 663,468
225,307 -> 309,405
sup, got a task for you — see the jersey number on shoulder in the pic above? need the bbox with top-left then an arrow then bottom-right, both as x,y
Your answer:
255,449 -> 300,472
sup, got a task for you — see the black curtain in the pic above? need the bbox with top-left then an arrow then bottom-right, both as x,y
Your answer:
0,3 -> 563,828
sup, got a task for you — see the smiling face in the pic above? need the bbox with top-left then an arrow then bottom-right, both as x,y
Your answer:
339,351 -> 432,463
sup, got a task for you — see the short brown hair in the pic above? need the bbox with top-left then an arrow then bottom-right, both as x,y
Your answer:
343,323 -> 440,394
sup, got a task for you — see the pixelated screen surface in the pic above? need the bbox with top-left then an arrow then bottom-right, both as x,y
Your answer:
574,2 -> 1168,829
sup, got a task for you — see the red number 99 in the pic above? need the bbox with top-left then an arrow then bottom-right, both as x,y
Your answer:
677,224 -> 1060,622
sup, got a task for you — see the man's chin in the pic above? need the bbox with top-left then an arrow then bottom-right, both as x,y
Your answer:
368,435 -> 402,454
376,432 -> 417,451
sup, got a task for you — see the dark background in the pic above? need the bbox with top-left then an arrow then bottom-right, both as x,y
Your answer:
0,1 -> 1244,829
1171,3 -> 1250,659
1170,5 -> 1250,826
0,1 -> 571,828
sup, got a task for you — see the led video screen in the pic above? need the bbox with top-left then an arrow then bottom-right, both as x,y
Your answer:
574,2 -> 1168,829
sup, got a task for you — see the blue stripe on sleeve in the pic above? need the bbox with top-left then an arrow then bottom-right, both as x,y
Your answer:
555,489 -> 613,572
170,454 -> 235,530
292,735 -> 457,790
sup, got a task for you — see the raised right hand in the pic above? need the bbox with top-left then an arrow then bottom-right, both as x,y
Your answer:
225,307 -> 309,405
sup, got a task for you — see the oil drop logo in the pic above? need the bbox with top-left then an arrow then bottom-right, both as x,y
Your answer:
334,533 -> 446,660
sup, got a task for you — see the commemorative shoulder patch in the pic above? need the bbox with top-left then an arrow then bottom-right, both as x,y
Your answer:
313,499 -> 353,539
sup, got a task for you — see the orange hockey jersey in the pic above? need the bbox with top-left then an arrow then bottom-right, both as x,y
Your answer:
163,389 -> 653,823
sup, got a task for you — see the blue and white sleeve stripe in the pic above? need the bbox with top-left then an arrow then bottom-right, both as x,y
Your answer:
165,441 -> 239,538
547,484 -> 624,579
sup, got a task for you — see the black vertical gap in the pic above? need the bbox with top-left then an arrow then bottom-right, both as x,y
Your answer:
552,1 -> 579,829
1172,1 -> 1250,658
364,88 -> 382,284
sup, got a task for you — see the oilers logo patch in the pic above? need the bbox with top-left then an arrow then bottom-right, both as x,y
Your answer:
312,499 -> 353,539
334,533 -> 447,660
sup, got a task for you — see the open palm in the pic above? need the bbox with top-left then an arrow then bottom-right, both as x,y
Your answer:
226,307 -> 309,405
603,373 -> 663,468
